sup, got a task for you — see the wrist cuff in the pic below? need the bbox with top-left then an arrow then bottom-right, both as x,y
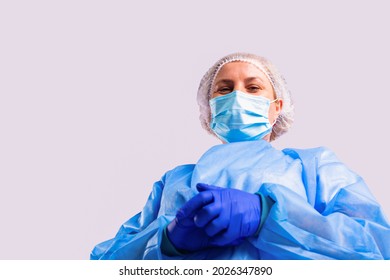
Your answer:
161,226 -> 185,257
255,193 -> 275,235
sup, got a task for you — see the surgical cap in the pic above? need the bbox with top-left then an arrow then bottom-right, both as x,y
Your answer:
197,52 -> 294,141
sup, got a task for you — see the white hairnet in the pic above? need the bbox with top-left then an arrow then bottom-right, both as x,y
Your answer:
197,52 -> 294,141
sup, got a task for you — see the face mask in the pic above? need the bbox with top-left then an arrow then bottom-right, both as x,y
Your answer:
209,90 -> 277,143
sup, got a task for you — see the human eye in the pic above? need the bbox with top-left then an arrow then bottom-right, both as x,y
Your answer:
247,84 -> 261,93
217,87 -> 232,94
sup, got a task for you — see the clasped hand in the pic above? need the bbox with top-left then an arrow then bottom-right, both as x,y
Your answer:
166,183 -> 261,252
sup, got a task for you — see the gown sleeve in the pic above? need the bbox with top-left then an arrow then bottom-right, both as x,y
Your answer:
252,147 -> 390,260
90,172 -> 170,260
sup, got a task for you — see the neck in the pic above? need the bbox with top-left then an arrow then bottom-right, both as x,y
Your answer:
262,134 -> 271,142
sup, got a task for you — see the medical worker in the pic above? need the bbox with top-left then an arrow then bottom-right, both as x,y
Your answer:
91,53 -> 390,259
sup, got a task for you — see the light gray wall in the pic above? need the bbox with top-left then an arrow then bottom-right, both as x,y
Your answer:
1,0 -> 389,259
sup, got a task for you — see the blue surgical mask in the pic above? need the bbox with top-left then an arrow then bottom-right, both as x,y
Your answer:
209,90 -> 277,143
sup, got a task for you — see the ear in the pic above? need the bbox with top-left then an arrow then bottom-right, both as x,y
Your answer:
269,99 -> 283,126
275,99 -> 283,114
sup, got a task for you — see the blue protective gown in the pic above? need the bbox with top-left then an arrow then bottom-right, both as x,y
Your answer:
91,140 -> 390,259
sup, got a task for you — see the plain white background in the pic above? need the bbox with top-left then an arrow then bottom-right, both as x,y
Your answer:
1,0 -> 389,259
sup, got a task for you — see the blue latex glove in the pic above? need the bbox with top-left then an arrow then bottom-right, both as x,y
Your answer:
189,183 -> 262,246
166,202 -> 212,252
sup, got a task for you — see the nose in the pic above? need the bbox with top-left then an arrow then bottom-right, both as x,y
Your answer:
233,83 -> 246,93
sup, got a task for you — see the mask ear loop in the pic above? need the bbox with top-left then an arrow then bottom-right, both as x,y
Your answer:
269,98 -> 280,126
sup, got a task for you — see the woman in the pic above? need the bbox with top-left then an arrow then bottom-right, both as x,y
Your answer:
91,53 -> 390,259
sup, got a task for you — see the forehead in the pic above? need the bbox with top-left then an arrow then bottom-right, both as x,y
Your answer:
214,61 -> 268,82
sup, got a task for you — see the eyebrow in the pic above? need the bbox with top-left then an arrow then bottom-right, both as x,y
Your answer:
214,79 -> 233,86
244,77 -> 265,83
214,76 -> 265,86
